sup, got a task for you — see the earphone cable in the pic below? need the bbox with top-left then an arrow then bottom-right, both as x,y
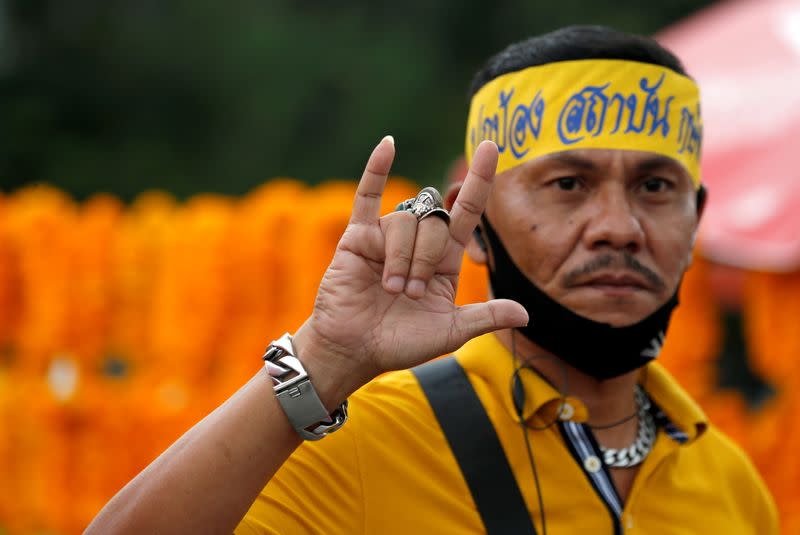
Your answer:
510,330 -> 650,534
588,366 -> 648,430
520,418 -> 547,535
512,330 -> 648,431
512,330 -> 548,535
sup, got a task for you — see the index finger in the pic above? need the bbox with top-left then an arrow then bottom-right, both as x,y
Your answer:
349,135 -> 396,225
448,140 -> 499,246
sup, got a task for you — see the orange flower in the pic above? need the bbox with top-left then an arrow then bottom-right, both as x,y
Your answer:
5,185 -> 77,375
744,270 -> 800,386
659,257 -> 722,402
2,181 -> 800,533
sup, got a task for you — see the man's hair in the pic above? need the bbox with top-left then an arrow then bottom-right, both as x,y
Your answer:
469,25 -> 688,98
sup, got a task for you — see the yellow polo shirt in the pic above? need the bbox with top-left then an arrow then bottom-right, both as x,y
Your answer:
236,334 -> 778,534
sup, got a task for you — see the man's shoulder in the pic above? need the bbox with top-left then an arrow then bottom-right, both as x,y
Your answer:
355,357 -> 468,403
349,366 -> 437,427
355,367 -> 425,405
685,422 -> 778,526
351,358 -> 497,437
691,424 -> 765,484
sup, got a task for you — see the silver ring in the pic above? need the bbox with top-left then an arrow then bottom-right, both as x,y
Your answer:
395,187 -> 450,224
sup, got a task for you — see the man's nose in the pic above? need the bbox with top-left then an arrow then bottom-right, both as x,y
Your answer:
582,186 -> 645,253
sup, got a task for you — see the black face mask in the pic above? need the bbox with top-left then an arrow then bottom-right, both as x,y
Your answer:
479,216 -> 679,380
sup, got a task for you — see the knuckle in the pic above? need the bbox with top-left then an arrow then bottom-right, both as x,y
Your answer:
418,219 -> 450,243
410,252 -> 441,276
418,216 -> 447,230
395,210 -> 418,225
455,197 -> 483,216
471,167 -> 494,183
486,302 -> 499,329
382,210 -> 417,228
390,250 -> 414,266
365,160 -> 390,176
357,190 -> 382,201
413,254 -> 439,268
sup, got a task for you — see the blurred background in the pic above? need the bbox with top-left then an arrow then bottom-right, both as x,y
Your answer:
2,0 -> 800,533
0,0 -> 720,200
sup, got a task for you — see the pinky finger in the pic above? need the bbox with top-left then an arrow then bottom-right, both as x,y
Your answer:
349,136 -> 396,225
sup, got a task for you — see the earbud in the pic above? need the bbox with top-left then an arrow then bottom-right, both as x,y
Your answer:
512,371 -> 526,416
473,226 -> 488,252
696,185 -> 707,215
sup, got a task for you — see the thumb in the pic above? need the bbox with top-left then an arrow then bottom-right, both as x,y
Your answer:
450,299 -> 529,348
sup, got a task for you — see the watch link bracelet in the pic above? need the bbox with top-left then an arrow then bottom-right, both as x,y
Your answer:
262,333 -> 349,440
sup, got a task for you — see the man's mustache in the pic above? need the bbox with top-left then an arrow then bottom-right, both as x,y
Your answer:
563,253 -> 666,291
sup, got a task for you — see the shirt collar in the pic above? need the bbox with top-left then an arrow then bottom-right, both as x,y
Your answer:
454,333 -> 707,442
644,360 -> 708,442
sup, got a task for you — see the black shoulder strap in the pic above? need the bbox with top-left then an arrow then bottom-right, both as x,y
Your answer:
412,357 -> 537,535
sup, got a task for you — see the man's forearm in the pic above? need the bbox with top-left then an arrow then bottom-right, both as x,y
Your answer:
83,138 -> 517,533
84,368 -> 302,535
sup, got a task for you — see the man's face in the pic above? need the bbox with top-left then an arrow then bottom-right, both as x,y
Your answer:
481,148 -> 701,327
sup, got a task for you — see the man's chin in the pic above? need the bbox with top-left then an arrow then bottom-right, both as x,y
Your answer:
561,294 -> 662,327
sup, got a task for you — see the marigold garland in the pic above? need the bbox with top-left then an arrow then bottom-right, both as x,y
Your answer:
743,270 -> 800,386
658,257 -> 722,404
0,182 -> 798,534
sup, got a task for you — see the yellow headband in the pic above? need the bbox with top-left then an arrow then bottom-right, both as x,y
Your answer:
466,59 -> 703,187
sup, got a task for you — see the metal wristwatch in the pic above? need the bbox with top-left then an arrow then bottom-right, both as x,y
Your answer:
262,333 -> 349,441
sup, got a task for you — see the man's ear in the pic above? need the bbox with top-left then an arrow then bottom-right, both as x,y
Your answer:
443,156 -> 469,210
444,181 -> 461,211
686,185 -> 708,267
445,181 -> 489,266
696,185 -> 707,221
466,226 -> 489,266
445,157 -> 491,266
693,185 -> 708,246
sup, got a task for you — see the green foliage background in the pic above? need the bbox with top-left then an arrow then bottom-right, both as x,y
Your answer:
0,0 -> 713,200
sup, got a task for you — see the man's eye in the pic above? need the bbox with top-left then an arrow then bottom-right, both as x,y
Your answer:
642,177 -> 671,193
555,177 -> 580,191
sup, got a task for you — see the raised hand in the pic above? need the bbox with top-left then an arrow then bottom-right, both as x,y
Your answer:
293,136 -> 528,406
83,136 -> 530,534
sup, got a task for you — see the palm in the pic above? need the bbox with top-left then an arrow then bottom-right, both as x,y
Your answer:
305,138 -> 527,382
317,230 -> 459,371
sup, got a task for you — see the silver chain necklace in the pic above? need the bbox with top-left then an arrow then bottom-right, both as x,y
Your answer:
599,386 -> 656,468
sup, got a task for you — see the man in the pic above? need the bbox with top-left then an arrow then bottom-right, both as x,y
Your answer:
87,25 -> 778,534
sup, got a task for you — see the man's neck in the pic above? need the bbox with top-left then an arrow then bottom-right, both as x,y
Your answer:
494,329 -> 641,449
